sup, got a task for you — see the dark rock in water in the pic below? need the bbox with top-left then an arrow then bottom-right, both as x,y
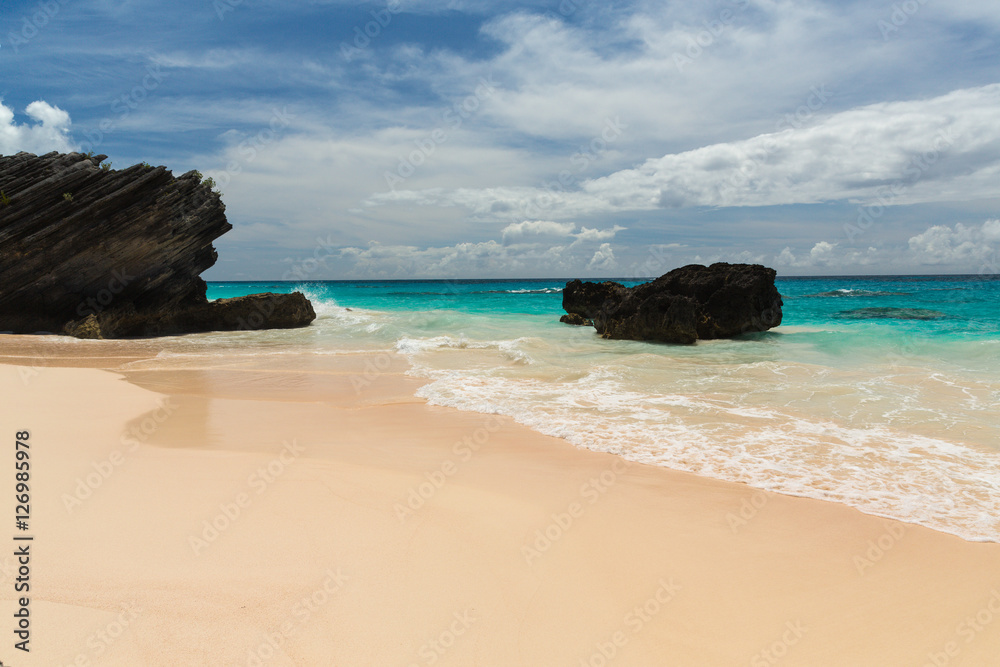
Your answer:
0,151 -> 316,338
559,313 -> 593,326
835,307 -> 946,320
563,263 -> 783,344
562,280 -> 628,319
170,292 -> 316,333
61,292 -> 316,338
596,288 -> 702,344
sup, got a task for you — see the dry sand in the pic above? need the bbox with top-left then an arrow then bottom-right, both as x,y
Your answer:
0,345 -> 998,666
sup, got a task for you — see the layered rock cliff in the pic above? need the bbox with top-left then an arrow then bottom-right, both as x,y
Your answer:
0,151 -> 315,338
562,263 -> 783,344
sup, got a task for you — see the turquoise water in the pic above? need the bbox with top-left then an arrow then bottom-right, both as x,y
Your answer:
205,275 -> 1000,541
208,274 -> 1000,336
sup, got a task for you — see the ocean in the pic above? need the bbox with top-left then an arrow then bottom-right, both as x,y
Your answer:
198,275 -> 1000,542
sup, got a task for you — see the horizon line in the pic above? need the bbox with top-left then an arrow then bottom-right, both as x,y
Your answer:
205,272 -> 1000,283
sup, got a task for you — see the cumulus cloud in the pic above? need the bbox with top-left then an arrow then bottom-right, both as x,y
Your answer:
776,242 -> 880,270
773,220 -> 1000,273
333,237 -> 622,278
501,220 -> 576,242
809,242 -> 838,265
0,101 -> 77,155
587,243 -> 616,271
329,220 -> 625,277
500,220 -> 626,245
908,220 -> 1000,266
575,225 -> 626,243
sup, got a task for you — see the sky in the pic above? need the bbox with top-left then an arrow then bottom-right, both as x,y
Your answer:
2,0 -> 999,279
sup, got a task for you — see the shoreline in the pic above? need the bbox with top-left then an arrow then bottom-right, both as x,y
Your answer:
2,339 -> 1000,664
1,334 -> 998,540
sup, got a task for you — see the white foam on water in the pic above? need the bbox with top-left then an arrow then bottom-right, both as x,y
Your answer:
398,340 -> 1000,543
295,288 -> 384,331
395,335 -> 533,365
503,287 -> 563,294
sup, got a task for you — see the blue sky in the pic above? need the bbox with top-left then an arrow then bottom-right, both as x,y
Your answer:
2,0 -> 1000,278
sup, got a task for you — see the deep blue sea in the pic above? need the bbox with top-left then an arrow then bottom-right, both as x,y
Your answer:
203,275 -> 1000,541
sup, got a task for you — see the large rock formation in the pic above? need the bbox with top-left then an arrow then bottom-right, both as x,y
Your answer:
0,151 -> 315,338
562,263 -> 782,344
561,280 -> 628,321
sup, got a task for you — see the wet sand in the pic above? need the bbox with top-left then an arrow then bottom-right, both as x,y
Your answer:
0,339 -> 998,665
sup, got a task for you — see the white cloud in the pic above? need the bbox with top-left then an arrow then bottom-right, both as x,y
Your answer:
575,225 -> 627,242
771,220 -> 1000,273
982,219 -> 1000,242
0,101 -> 77,155
587,243 -> 616,271
776,247 -> 798,267
319,219 -> 624,278
148,1 -> 1000,278
499,220 -> 627,246
372,84 -> 1000,220
809,242 -> 837,264
501,219 -> 576,241
332,236 -> 621,278
907,220 -> 1000,266
586,83 -> 1000,210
